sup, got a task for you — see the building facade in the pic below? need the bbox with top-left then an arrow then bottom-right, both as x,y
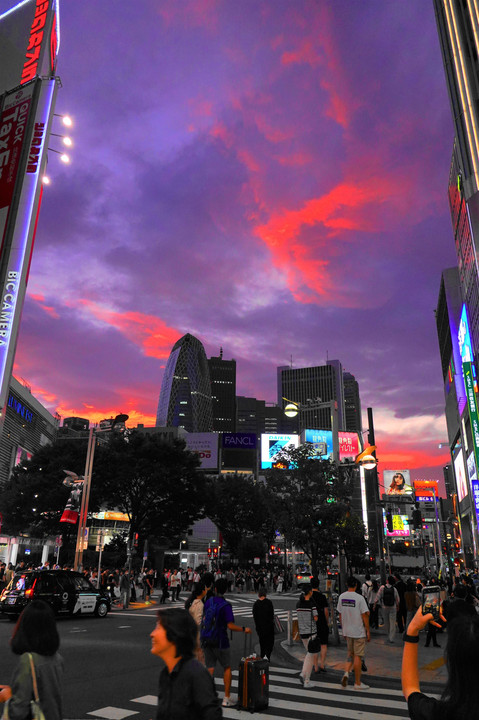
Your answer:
277,359 -> 346,433
208,350 -> 236,433
343,371 -> 363,434
0,376 -> 59,486
156,334 -> 213,433
434,0 -> 479,564
236,396 -> 283,436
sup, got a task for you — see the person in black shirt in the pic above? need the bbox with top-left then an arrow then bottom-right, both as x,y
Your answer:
252,587 -> 275,660
150,608 -> 221,719
402,606 -> 479,719
311,577 -> 329,672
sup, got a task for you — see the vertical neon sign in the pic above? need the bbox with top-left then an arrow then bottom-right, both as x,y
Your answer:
458,304 -> 479,532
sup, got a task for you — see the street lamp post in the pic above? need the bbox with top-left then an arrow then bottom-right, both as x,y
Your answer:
74,427 -> 95,571
73,414 -> 129,572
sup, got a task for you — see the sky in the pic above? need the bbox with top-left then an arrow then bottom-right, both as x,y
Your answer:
2,0 -> 460,486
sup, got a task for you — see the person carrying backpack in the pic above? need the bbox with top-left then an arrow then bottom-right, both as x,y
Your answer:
200,578 -> 252,708
374,576 -> 399,644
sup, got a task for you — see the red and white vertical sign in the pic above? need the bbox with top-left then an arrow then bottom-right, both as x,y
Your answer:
0,84 -> 35,253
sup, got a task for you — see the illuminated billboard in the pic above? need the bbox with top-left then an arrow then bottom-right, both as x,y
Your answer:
185,432 -> 218,470
383,511 -> 410,538
413,480 -> 439,502
261,434 -> 299,469
301,429 -> 359,460
455,449 -> 469,503
0,0 -> 60,95
383,470 -> 414,496
221,433 -> 257,471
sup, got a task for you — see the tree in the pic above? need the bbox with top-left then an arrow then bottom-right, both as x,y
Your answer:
94,431 -> 205,547
263,444 -> 356,575
0,438 -> 104,537
206,474 -> 275,559
0,431 -> 205,557
337,512 -> 367,572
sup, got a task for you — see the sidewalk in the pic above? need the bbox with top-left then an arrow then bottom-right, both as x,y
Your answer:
282,626 -> 447,686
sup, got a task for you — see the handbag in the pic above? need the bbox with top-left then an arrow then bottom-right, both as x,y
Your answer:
28,654 -> 46,720
307,611 -> 320,653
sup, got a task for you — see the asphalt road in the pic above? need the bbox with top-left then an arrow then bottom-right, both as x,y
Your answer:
0,593 -> 418,719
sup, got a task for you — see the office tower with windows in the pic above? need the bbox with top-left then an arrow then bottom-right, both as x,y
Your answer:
208,349 -> 236,433
156,334 -> 213,433
236,396 -> 283,436
343,371 -> 362,434
434,0 -> 479,361
277,359 -> 346,433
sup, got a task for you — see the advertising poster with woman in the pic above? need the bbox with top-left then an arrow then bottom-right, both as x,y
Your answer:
383,470 -> 414,496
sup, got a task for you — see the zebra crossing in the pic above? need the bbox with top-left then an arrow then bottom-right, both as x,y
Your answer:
81,666 -> 413,720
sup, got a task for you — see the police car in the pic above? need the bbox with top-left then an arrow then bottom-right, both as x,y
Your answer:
0,570 -> 111,619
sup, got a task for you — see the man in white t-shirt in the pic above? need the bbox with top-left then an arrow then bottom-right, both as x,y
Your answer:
338,577 -> 370,691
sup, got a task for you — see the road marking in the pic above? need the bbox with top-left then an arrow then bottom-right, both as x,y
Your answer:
70,629 -> 87,633
422,656 -> 445,670
131,696 -> 157,706
87,708 -> 139,719
117,626 -> 131,629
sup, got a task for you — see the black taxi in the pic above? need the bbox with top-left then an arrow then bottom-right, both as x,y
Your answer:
0,570 -> 111,619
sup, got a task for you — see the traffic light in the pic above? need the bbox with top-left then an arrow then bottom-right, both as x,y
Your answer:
133,532 -> 139,548
213,547 -> 218,557
386,510 -> 393,532
207,547 -> 212,557
412,509 -> 422,530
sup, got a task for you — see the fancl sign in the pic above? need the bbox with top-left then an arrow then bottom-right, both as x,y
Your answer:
222,433 -> 257,449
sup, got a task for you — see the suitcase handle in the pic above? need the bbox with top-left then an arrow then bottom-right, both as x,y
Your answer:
242,629 -> 253,658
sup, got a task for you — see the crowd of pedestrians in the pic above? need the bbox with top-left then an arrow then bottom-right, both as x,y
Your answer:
3,559 -> 479,718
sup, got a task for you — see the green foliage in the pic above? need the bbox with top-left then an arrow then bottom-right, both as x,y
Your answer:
0,439 -> 104,536
0,432 -> 205,549
264,444 -> 357,574
206,474 -> 275,558
93,431 -> 204,544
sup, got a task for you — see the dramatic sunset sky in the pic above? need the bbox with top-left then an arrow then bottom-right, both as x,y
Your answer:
2,1 -> 460,484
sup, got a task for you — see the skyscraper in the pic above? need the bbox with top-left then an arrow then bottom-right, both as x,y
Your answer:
434,0 -> 479,361
343,371 -> 363,434
434,1 -> 479,562
156,334 -> 213,433
277,359 -> 346,433
208,349 -> 236,433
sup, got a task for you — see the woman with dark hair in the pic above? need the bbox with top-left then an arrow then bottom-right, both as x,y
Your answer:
151,608 -> 221,719
388,472 -> 413,495
0,600 -> 63,720
402,605 -> 479,718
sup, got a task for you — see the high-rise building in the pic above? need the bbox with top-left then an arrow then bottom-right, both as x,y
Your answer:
277,360 -> 346,433
434,1 -> 479,563
236,396 -> 283,436
156,334 -> 213,433
208,349 -> 236,433
434,1 -> 479,362
343,371 -> 362,434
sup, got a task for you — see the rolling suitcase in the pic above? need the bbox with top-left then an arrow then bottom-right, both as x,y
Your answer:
237,636 -> 269,712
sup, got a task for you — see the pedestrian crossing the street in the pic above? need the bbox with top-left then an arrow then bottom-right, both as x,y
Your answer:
81,666 -> 412,720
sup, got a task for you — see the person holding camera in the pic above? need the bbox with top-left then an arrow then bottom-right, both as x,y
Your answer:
402,605 -> 479,718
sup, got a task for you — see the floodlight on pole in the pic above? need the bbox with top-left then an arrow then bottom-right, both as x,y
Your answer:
54,113 -> 73,127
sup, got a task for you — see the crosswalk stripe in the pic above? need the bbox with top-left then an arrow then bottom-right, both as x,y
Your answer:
85,658 -> 425,719
225,676 -> 407,710
130,696 -> 156,706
